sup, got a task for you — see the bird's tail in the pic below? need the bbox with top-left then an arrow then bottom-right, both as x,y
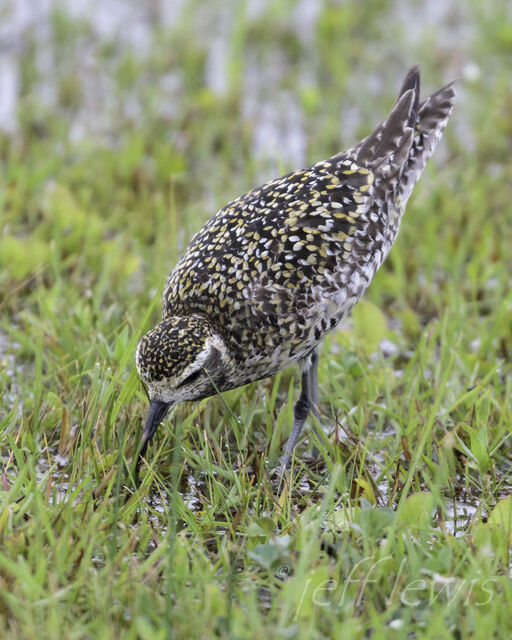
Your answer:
355,66 -> 419,181
399,74 -> 456,202
355,65 -> 455,199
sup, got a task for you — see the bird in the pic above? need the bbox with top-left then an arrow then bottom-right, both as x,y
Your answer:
135,66 -> 455,476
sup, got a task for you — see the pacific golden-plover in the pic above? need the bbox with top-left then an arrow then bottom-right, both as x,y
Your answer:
135,66 -> 455,474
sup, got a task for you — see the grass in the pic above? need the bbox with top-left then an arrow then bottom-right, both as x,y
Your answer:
0,0 -> 511,638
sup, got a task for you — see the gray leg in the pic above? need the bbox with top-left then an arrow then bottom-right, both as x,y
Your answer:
307,349 -> 323,456
279,349 -> 320,475
308,350 -> 321,422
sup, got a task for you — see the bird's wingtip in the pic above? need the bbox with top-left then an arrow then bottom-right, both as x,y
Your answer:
399,65 -> 421,99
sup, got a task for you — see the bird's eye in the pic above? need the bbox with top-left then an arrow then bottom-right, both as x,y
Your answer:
178,368 -> 202,388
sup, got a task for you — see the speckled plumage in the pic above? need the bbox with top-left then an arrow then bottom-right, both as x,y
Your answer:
135,66 -> 456,469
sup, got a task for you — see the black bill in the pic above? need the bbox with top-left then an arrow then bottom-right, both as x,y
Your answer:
138,399 -> 172,461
